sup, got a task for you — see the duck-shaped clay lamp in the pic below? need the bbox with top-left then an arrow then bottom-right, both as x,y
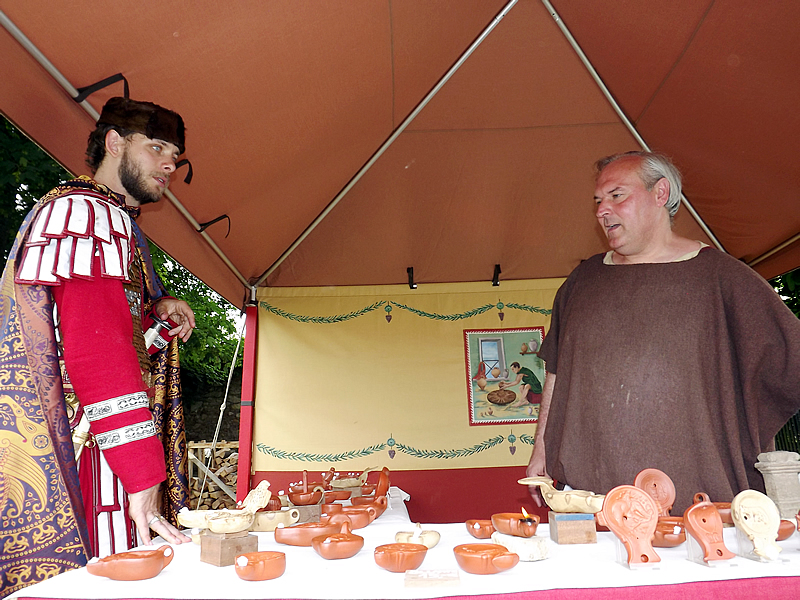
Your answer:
177,480 -> 272,532
517,476 -> 605,513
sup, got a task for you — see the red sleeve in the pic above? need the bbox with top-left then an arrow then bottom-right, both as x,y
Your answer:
52,259 -> 165,493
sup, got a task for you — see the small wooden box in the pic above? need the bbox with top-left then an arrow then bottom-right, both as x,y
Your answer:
292,504 -> 321,524
548,512 -> 597,544
200,530 -> 258,567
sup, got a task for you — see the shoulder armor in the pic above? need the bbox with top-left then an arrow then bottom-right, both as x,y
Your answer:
15,193 -> 134,285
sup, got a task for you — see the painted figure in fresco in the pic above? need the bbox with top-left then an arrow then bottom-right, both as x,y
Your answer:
1,97 -> 194,596
499,362 -> 542,409
526,151 -> 800,514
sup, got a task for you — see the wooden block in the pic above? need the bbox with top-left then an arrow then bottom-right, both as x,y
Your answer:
200,530 -> 258,567
293,504 -> 321,523
548,512 -> 597,545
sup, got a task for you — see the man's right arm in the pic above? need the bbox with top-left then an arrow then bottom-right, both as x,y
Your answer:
526,371 -> 555,505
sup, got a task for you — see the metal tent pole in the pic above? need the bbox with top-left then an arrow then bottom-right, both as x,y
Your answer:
254,0 -> 520,287
539,0 -> 725,253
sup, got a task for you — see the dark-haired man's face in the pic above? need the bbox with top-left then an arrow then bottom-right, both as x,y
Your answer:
118,134 -> 179,206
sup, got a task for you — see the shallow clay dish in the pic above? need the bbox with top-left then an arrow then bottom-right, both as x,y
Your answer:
234,551 -> 286,581
653,516 -> 685,548
86,545 -> 173,581
324,490 -> 351,503
374,543 -> 427,572
466,519 -> 496,539
274,521 -> 340,546
491,512 -> 539,538
453,544 -> 519,575
311,521 -> 364,559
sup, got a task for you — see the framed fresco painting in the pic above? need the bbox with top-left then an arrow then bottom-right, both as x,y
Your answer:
464,326 -> 545,426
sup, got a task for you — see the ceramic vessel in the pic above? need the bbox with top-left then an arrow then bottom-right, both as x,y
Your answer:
395,523 -> 440,549
634,468 -> 676,517
353,495 -> 387,518
374,543 -> 427,572
207,511 -> 255,534
453,544 -> 519,575
264,497 -> 283,512
600,485 -> 661,565
311,521 -> 364,559
234,551 -> 286,581
274,521 -> 340,546
693,493 -> 733,525
375,467 -> 391,497
518,476 -> 604,513
341,505 -> 377,529
466,519 -> 496,539
320,503 -> 343,515
288,490 -> 323,506
490,512 -> 539,538
86,545 -> 173,581
350,495 -> 375,506
324,490 -> 351,503
653,516 -> 685,547
731,489 -> 782,559
361,483 -> 376,495
777,519 -> 795,541
251,508 -> 301,532
683,499 -> 735,562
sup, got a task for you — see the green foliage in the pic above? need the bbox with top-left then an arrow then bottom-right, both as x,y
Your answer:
771,268 -> 800,319
0,117 -> 70,260
149,241 -> 243,386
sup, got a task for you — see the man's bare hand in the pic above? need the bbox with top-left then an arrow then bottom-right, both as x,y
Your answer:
128,484 -> 190,546
526,445 -> 548,507
154,298 -> 196,342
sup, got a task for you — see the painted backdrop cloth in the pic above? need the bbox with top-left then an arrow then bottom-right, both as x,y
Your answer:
0,178 -> 189,598
540,249 -> 800,514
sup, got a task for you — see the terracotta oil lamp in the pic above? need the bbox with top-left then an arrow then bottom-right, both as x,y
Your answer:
351,495 -> 387,518
320,503 -> 343,516
311,521 -> 364,559
693,492 -> 732,525
683,498 -> 735,563
274,521 -> 340,546
361,483 -> 377,495
491,509 -> 539,538
778,519 -> 795,541
375,467 -> 391,497
287,489 -> 323,506
599,485 -> 661,566
374,543 -> 427,572
465,519 -> 496,539
234,551 -> 286,581
395,523 -> 440,549
324,490 -> 351,503
86,545 -> 173,581
453,544 -> 519,575
652,516 -> 685,548
634,468 -> 676,517
731,489 -> 782,560
340,505 -> 377,529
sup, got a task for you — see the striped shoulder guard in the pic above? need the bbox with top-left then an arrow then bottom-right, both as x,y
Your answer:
15,191 -> 134,285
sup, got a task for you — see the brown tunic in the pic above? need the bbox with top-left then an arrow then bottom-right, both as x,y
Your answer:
540,249 -> 800,513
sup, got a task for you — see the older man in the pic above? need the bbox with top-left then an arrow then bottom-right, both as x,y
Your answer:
1,97 -> 193,596
527,151 -> 800,513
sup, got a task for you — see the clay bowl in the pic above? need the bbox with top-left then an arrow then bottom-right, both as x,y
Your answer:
288,490 -> 323,506
374,543 -> 427,573
341,505 -> 377,529
289,482 -> 325,493
490,512 -> 539,538
361,484 -> 376,495
453,544 -> 519,575
234,551 -> 286,581
207,511 -> 255,534
777,519 -> 795,541
86,545 -> 173,581
321,503 -> 343,516
466,519 -> 496,539
653,516 -> 686,548
274,521 -> 340,546
311,522 -> 364,559
351,495 -> 376,506
351,495 -> 387,518
324,490 -> 351,503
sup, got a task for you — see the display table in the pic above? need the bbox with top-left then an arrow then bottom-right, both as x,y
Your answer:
10,487 -> 800,600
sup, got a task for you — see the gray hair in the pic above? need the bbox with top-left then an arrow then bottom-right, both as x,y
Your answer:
594,151 -> 683,217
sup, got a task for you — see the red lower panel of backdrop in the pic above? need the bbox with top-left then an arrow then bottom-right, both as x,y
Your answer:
251,466 -> 548,524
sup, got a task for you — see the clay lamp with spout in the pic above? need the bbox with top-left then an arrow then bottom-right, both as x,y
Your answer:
683,497 -> 735,563
86,545 -> 173,581
341,505 -> 377,529
324,490 -> 351,503
491,508 -> 539,538
652,516 -> 686,548
374,543 -> 427,572
353,494 -> 388,518
693,492 -> 732,525
274,520 -> 340,546
599,485 -> 661,566
289,470 -> 325,494
312,521 -> 364,559
453,544 -> 519,575
234,551 -> 286,581
395,523 -> 441,548
465,519 -> 496,539
321,503 -> 343,516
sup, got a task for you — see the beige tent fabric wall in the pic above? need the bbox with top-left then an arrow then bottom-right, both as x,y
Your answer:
253,279 -> 562,472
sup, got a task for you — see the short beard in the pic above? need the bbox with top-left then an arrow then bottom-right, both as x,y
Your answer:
119,149 -> 162,205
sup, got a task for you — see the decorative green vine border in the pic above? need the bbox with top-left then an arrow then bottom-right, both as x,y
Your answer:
256,433 -> 535,462
259,300 -> 551,323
